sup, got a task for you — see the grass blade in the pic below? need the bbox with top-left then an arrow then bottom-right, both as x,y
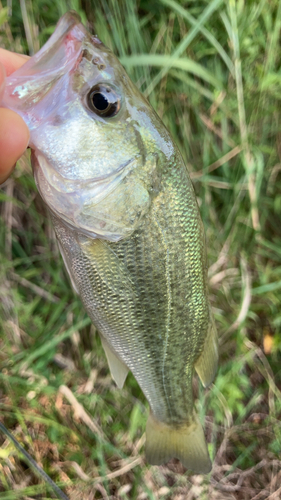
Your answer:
143,0 -> 223,96
120,53 -> 222,88
161,0 -> 234,75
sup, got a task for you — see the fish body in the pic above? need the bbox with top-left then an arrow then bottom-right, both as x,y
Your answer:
2,12 -> 218,472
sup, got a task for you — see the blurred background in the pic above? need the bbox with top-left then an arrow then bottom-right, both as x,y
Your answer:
1,0 -> 281,498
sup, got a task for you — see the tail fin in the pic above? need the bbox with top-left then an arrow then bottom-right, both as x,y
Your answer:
145,412 -> 211,474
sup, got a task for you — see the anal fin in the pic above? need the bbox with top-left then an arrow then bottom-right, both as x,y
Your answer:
145,411 -> 211,473
195,310 -> 218,388
100,335 -> 129,389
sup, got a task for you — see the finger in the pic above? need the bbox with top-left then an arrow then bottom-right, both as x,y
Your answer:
0,53 -> 30,184
0,62 -> 5,102
0,58 -> 30,184
0,108 -> 30,184
0,48 -> 29,76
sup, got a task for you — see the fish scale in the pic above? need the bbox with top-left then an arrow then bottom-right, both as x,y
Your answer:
3,11 -> 218,472
52,154 -> 208,426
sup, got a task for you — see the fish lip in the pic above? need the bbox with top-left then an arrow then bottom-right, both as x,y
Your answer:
57,10 -> 82,28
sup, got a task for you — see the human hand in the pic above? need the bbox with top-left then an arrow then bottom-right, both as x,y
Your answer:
0,49 -> 30,184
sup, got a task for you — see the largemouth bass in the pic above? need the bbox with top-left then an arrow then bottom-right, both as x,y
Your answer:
2,12 -> 218,473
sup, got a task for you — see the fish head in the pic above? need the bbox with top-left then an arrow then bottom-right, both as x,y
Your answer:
3,11 -> 175,240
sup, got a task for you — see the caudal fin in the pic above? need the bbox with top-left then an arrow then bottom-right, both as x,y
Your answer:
145,412 -> 211,474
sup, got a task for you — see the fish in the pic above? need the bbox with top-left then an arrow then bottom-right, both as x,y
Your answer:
2,11 -> 218,473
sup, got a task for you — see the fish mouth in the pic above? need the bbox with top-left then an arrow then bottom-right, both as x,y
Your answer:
2,12 -> 94,129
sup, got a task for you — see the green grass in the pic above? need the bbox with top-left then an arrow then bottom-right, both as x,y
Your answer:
1,0 -> 281,498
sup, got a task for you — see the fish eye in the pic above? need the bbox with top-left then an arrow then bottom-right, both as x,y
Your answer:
87,84 -> 120,117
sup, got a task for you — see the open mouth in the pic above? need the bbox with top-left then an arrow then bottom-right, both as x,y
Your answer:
2,12 -> 88,128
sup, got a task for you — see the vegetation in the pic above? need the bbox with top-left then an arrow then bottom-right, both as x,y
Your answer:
1,0 -> 281,498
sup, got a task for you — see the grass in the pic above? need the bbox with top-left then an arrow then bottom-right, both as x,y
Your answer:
1,0 -> 281,498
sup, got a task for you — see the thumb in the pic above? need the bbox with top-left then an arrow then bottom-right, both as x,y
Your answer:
0,63 -> 30,184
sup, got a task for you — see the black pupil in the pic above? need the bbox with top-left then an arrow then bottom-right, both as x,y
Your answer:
92,92 -> 108,111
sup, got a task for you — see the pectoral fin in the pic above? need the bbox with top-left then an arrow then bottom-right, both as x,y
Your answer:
100,335 -> 129,389
194,311 -> 218,388
145,411 -> 211,473
57,240 -> 79,294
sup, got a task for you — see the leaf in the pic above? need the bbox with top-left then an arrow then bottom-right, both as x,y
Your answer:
0,7 -> 8,26
129,404 -> 145,441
